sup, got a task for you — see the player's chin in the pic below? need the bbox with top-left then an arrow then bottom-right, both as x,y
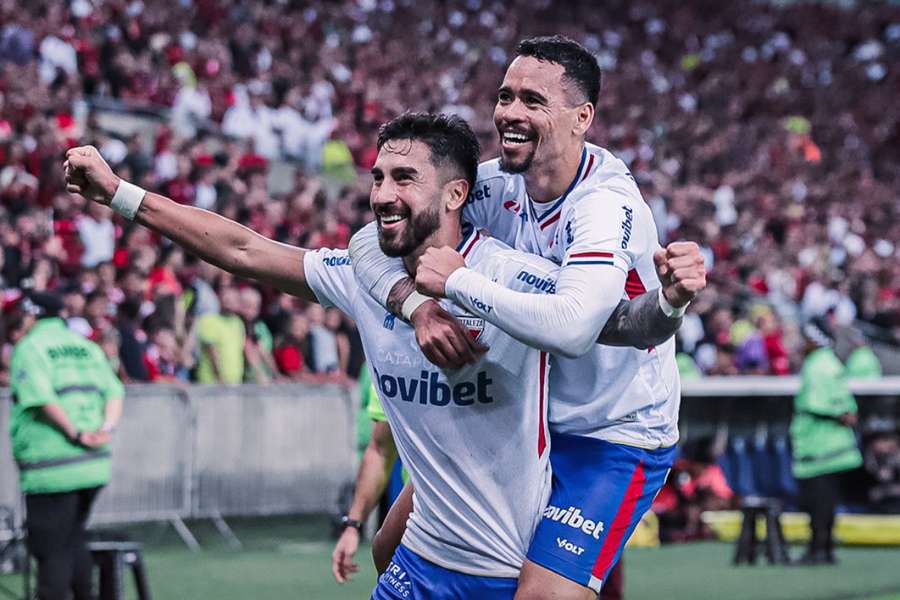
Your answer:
377,229 -> 413,257
499,146 -> 535,174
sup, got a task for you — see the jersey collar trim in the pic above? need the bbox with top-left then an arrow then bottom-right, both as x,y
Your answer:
456,223 -> 482,259
529,146 -> 594,229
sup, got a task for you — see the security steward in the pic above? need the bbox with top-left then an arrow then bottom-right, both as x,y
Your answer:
9,292 -> 124,600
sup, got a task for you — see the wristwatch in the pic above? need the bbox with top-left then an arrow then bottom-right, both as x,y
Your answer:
340,516 -> 363,531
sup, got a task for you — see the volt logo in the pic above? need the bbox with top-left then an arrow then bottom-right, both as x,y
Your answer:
543,504 -> 605,539
469,296 -> 493,313
372,367 -> 494,406
557,537 -> 585,555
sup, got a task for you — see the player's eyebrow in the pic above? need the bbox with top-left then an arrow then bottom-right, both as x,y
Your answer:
521,88 -> 548,105
499,84 -> 548,106
389,166 -> 419,180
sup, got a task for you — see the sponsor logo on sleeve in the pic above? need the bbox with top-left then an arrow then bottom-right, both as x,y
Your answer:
516,270 -> 556,294
469,296 -> 493,314
322,255 -> 352,267
620,206 -> 634,249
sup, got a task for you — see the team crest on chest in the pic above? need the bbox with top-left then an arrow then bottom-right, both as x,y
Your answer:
458,316 -> 485,341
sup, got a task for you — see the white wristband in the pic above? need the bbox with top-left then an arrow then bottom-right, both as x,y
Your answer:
658,286 -> 688,318
110,180 -> 146,220
401,291 -> 432,322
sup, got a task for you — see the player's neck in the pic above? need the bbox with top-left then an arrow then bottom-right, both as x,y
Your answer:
524,142 -> 584,204
403,221 -> 464,276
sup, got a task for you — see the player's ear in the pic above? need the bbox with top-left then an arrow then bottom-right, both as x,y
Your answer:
573,102 -> 594,137
444,178 -> 470,212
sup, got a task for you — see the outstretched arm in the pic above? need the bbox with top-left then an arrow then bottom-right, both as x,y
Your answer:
64,146 -> 316,302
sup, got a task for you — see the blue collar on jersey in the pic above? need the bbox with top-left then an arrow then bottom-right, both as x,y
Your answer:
528,146 -> 588,223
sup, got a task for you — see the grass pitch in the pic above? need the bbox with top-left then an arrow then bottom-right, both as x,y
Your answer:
2,515 -> 899,599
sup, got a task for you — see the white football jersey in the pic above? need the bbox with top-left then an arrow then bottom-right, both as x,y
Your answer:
304,229 -> 558,577
463,143 -> 681,449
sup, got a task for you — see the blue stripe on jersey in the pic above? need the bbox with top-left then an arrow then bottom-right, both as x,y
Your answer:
567,260 -> 615,266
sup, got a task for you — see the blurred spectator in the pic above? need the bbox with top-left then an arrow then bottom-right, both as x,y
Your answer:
195,284 -> 245,384
274,311 -> 312,381
77,203 -> 115,268
239,286 -> 279,384
863,427 -> 900,513
306,304 -> 340,376
143,326 -> 190,382
115,297 -> 149,382
653,437 -> 735,542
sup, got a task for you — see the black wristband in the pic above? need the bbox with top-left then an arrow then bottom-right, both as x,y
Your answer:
340,516 -> 363,531
67,430 -> 82,445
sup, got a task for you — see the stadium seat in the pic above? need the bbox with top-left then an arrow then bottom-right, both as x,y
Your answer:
88,540 -> 152,600
772,435 -> 798,501
725,436 -> 758,497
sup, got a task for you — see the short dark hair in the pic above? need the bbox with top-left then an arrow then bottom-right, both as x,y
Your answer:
377,112 -> 480,192
516,35 -> 601,107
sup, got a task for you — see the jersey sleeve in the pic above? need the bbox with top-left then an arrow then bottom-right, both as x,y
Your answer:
462,171 -> 518,246
9,343 -> 59,409
446,239 -> 628,358
302,247 -> 359,317
347,221 -> 408,309
560,185 -> 654,275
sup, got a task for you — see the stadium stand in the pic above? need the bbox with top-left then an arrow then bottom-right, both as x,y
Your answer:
0,0 -> 898,387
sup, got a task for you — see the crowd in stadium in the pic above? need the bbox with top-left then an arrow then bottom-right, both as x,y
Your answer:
1,0 -> 898,384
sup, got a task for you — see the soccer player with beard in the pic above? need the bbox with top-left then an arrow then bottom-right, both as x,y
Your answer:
64,112 -> 689,599
349,37 -> 706,599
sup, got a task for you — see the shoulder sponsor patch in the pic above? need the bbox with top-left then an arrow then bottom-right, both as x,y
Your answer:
466,175 -> 504,204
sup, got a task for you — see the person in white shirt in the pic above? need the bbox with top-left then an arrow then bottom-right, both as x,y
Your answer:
63,113 -> 689,599
348,36 -> 706,599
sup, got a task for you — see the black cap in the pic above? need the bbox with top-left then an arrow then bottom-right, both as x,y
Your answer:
23,292 -> 65,318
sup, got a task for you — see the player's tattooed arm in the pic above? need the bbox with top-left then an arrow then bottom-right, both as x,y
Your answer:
598,294 -> 682,349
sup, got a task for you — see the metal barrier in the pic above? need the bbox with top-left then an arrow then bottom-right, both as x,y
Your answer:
2,378 -> 898,529
91,385 -> 193,525
0,395 -> 21,521
190,384 -> 355,518
0,383 -> 357,528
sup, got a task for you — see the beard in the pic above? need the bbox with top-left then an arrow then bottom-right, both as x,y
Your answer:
499,146 -> 536,174
378,202 -> 442,257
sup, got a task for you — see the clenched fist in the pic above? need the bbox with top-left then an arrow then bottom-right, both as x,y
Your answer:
653,241 -> 707,308
63,145 -> 120,205
415,246 -> 466,298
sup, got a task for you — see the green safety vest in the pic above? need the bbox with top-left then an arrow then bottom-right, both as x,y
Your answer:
9,318 -> 124,494
790,347 -> 863,480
